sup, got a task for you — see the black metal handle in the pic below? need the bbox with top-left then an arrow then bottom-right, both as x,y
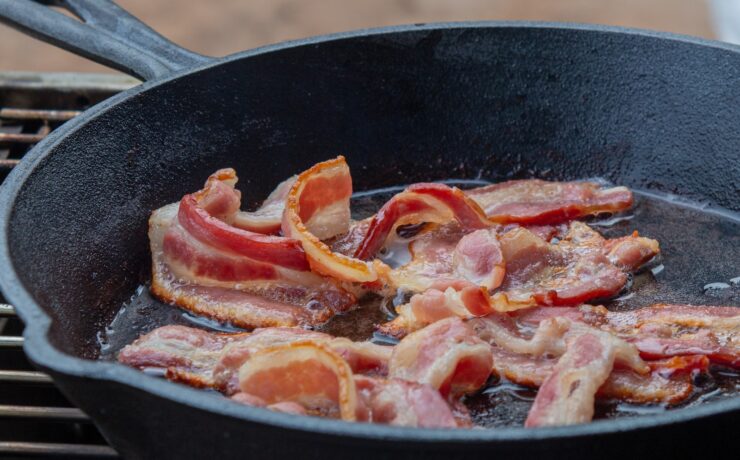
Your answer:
0,0 -> 211,81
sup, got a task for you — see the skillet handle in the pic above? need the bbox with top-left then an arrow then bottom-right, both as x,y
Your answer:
0,0 -> 211,81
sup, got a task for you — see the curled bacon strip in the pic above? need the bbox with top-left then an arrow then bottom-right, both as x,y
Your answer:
178,169 -> 309,271
466,179 -> 633,224
354,183 -> 493,260
238,342 -> 358,420
232,175 -> 296,234
282,156 -> 380,283
150,169 -> 355,328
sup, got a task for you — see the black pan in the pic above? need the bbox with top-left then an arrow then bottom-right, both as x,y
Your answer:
0,1 -> 738,459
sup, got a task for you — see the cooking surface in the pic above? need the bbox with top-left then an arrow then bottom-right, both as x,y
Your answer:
98,184 -> 740,427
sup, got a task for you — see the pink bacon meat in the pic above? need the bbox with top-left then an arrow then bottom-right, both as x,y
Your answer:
282,156 -> 383,283
515,304 -> 740,368
170,168 -> 309,274
353,183 -> 493,261
469,310 -> 699,408
231,175 -> 296,234
117,325 -> 391,394
466,179 -> 633,225
525,333 -> 626,427
379,222 -> 659,336
389,317 -> 493,398
237,341 -> 359,420
119,325 -> 465,427
354,376 -> 462,427
150,168 -> 355,328
486,346 -> 696,405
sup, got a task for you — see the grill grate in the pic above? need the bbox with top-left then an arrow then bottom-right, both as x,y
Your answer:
0,72 -> 137,458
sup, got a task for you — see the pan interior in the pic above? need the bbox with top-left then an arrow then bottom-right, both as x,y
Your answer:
96,180 -> 740,427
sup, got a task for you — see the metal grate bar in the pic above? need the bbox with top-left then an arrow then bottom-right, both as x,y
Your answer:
0,405 -> 89,421
0,159 -> 21,168
0,336 -> 23,347
0,442 -> 118,457
0,72 -> 128,458
0,131 -> 47,144
0,304 -> 15,316
0,108 -> 81,121
0,370 -> 52,383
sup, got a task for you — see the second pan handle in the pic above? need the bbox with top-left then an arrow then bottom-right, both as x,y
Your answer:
0,0 -> 212,81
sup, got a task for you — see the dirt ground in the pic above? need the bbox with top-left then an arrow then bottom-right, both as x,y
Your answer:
0,0 -> 714,74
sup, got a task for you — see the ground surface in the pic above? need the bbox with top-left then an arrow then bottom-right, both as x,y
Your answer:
0,0 -> 714,75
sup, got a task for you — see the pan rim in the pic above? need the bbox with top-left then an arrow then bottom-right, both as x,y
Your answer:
0,20 -> 738,443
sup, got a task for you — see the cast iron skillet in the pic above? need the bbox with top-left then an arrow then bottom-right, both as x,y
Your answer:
0,1 -> 738,459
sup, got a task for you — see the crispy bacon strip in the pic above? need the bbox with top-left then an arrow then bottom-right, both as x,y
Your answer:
354,183 -> 492,260
466,179 -> 633,224
282,156 -> 381,283
354,376 -> 462,427
231,175 -> 296,234
524,333 -> 620,427
389,318 -> 493,397
238,342 -> 358,420
118,325 -> 391,394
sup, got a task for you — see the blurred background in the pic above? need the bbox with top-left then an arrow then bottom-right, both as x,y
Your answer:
0,0 -> 736,74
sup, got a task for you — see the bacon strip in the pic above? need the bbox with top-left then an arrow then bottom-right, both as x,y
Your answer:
118,325 -> 391,394
354,376 -> 462,427
451,229 -> 506,290
231,175 -> 296,234
466,179 -> 633,224
514,304 -> 740,368
524,333 -> 620,427
177,169 -> 308,271
389,318 -> 493,397
238,342 -> 358,420
354,183 -> 492,260
468,309 -> 696,407
150,169 -> 356,328
230,392 -> 308,415
282,156 -> 381,283
119,325 -> 469,427
496,222 -> 653,307
379,223 -> 659,336
488,346 -> 694,405
471,314 -> 648,374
